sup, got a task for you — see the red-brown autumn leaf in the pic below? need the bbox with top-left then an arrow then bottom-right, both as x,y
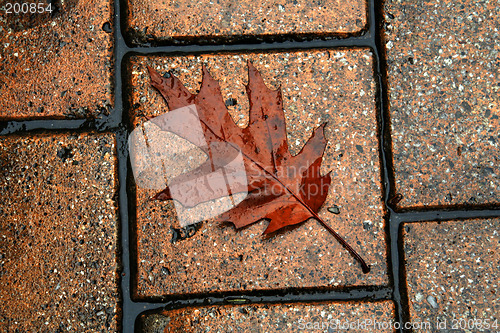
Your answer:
146,62 -> 369,273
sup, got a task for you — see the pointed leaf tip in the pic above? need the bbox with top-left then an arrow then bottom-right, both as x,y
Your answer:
247,61 -> 261,83
200,64 -> 219,89
317,122 -> 328,141
202,64 -> 214,79
147,66 -> 163,86
153,187 -> 172,201
246,61 -> 281,94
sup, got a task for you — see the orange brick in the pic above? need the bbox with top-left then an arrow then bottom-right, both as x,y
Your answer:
403,218 -> 499,332
0,0 -> 114,119
124,0 -> 366,45
0,133 -> 120,331
139,301 -> 395,332
126,49 -> 387,299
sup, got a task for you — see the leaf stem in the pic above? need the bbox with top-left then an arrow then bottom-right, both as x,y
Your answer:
253,159 -> 370,273
313,215 -> 371,274
197,117 -> 370,273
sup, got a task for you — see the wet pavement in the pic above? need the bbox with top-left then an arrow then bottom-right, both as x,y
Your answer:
0,0 -> 498,331
138,301 -> 395,332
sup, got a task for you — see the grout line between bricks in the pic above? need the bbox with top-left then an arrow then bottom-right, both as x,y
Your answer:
127,36 -> 375,55
130,285 -> 393,305
371,0 -> 408,331
138,286 -> 393,313
113,0 -> 145,331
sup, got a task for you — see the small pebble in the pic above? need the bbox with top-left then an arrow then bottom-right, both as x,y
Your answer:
328,206 -> 340,214
427,295 -> 438,309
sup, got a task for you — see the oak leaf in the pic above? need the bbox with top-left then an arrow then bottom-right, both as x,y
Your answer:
145,62 -> 369,273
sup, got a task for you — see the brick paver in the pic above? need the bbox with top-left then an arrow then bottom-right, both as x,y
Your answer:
384,0 -> 500,209
0,133 -> 120,331
138,301 -> 395,332
124,0 -> 366,45
403,218 -> 499,332
127,49 -> 387,299
0,0 -> 114,119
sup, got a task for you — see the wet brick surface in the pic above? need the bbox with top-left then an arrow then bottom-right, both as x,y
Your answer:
139,301 -> 395,332
0,0 -> 114,119
2,0 -> 498,329
124,0 -> 366,45
403,218 -> 499,332
0,133 -> 120,331
127,49 -> 387,299
384,0 -> 500,209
